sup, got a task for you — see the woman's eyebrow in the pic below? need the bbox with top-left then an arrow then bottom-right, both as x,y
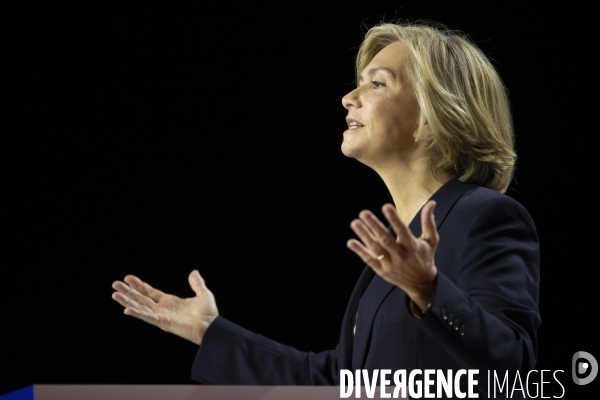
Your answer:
358,66 -> 397,83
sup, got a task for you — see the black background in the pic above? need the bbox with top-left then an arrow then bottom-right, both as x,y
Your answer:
4,1 -> 599,398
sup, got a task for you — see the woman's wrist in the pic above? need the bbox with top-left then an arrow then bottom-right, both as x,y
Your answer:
409,299 -> 431,319
406,271 -> 437,316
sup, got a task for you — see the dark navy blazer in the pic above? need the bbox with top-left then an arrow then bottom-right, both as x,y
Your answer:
190,178 -> 541,395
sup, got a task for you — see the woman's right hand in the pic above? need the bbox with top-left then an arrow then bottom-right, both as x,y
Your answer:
111,270 -> 218,345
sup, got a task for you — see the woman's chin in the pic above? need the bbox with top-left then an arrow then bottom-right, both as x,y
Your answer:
341,134 -> 363,158
340,142 -> 358,158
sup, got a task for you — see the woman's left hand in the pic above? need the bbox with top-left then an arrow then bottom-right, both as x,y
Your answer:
347,201 -> 439,311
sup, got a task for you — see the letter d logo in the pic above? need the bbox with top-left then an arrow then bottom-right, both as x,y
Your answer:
572,351 -> 598,385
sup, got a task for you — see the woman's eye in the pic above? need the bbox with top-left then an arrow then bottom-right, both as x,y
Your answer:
371,81 -> 386,88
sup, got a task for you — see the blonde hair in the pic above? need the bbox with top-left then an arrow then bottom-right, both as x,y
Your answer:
356,21 -> 516,192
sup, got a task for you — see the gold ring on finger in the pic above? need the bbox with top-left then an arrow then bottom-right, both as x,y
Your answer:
377,254 -> 385,260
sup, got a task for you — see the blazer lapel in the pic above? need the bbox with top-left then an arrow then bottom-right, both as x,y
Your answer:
337,266 -> 375,371
351,273 -> 396,369
346,177 -> 476,370
421,177 -> 476,236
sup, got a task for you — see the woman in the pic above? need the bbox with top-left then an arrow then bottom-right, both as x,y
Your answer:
111,21 -> 540,395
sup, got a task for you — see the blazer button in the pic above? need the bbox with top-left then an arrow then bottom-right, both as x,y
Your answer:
459,325 -> 466,336
454,319 -> 460,330
442,308 -> 448,320
447,314 -> 455,325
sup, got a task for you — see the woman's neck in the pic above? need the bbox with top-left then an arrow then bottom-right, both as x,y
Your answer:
375,155 -> 455,225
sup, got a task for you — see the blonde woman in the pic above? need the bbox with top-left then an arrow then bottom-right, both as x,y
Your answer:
112,21 -> 540,396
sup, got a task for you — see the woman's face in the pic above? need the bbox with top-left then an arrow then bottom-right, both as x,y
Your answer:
341,42 -> 420,168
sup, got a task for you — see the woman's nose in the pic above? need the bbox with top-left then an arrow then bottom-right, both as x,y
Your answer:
342,87 -> 360,110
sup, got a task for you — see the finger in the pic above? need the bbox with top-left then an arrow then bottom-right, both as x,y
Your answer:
346,239 -> 383,271
123,306 -> 160,324
350,218 -> 387,257
358,210 -> 399,253
112,281 -> 156,308
111,291 -> 155,315
188,270 -> 206,296
123,275 -> 154,293
124,275 -> 165,302
420,200 -> 439,248
382,203 -> 416,252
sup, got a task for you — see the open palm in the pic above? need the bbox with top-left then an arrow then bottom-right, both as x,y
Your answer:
112,270 -> 218,345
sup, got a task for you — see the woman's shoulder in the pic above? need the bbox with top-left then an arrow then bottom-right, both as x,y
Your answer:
460,183 -> 516,205
452,181 -> 534,225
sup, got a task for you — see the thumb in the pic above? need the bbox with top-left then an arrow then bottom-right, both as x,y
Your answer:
420,200 -> 439,248
188,270 -> 206,296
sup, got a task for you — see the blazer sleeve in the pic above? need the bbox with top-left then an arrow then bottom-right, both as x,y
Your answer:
190,316 -> 339,385
419,194 -> 541,372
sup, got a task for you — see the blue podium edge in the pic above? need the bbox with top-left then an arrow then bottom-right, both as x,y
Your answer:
0,386 -> 33,400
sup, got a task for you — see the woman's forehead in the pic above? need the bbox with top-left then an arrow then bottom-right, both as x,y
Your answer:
361,42 -> 411,81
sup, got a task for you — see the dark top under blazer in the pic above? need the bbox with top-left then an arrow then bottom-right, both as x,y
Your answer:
190,178 -> 541,391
